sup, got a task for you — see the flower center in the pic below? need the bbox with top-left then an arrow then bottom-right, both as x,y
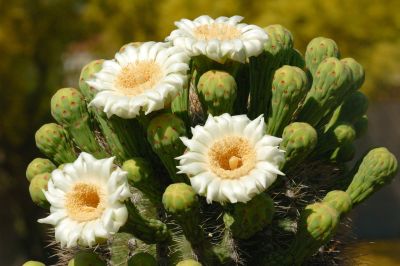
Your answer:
194,23 -> 241,41
115,61 -> 162,96
208,136 -> 256,179
65,182 -> 105,222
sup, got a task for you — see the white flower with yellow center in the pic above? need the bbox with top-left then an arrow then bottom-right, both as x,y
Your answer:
88,42 -> 190,118
38,153 -> 131,248
166,15 -> 268,63
177,114 -> 285,203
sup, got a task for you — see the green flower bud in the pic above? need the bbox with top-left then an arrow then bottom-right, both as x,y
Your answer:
267,65 -> 308,136
341,57 -> 365,91
197,70 -> 237,115
297,57 -> 353,127
224,193 -> 275,239
315,122 -> 356,156
22,261 -> 45,266
305,37 -> 340,78
147,113 -> 188,183
29,172 -> 50,209
280,122 -> 318,170
322,190 -> 352,214
128,252 -> 157,266
68,250 -> 106,266
176,259 -> 202,266
26,158 -> 56,182
264,24 -> 293,55
50,88 -> 106,158
346,148 -> 398,205
35,123 -> 77,164
79,59 -> 104,101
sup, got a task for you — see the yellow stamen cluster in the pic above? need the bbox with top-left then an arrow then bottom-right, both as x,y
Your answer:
194,23 -> 241,41
116,61 -> 162,96
208,136 -> 256,179
65,182 -> 105,222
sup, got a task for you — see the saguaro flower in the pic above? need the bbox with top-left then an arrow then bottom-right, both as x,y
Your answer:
88,42 -> 189,118
177,114 -> 284,203
166,15 -> 268,63
38,153 -> 131,248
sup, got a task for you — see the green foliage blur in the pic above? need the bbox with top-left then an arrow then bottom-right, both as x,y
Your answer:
0,0 -> 399,263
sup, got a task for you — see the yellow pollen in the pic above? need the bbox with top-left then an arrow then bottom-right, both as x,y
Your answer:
193,23 -> 241,41
65,182 -> 105,222
208,136 -> 256,179
115,61 -> 162,96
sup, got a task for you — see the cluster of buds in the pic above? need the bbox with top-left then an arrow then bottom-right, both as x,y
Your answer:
24,15 -> 397,266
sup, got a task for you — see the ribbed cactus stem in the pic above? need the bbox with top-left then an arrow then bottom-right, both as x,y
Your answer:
248,25 -> 295,119
147,113 -> 188,183
35,123 -> 77,164
163,183 -> 215,264
267,65 -> 308,136
51,87 -> 107,158
297,57 -> 353,127
346,147 -> 398,205
122,158 -> 164,205
224,193 -> 275,239
26,158 -> 56,182
110,232 -> 132,266
197,70 -> 237,115
122,200 -> 170,244
280,122 -> 318,171
305,37 -> 340,79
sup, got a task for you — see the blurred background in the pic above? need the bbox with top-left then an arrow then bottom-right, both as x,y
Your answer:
0,0 -> 399,265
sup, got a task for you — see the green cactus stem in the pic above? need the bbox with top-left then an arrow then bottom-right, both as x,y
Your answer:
35,123 -> 77,164
248,24 -> 295,119
314,122 -> 356,157
176,259 -> 202,266
305,37 -> 340,79
29,172 -> 50,208
329,142 -> 356,163
353,115 -> 368,139
26,158 -> 56,182
286,202 -> 340,265
163,183 -> 215,264
122,158 -> 164,205
267,65 -> 308,136
22,262 -> 45,266
68,250 -> 106,266
197,70 -> 237,115
122,200 -> 170,244
128,252 -> 157,266
346,147 -> 398,205
297,57 -> 353,127
110,232 -> 134,266
323,91 -> 368,134
51,87 -> 107,158
322,190 -> 353,214
280,122 -> 318,171
224,193 -> 275,239
147,113 -> 188,183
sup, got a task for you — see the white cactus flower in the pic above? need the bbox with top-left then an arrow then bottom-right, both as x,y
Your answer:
166,15 -> 268,63
38,153 -> 131,248
88,42 -> 190,118
177,114 -> 284,203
